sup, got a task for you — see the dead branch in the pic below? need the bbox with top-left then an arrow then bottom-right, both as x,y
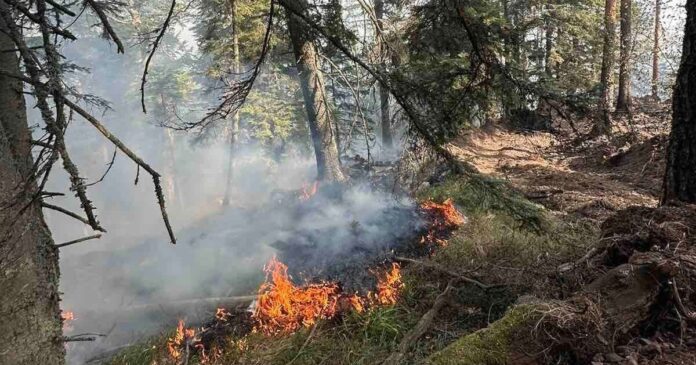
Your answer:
557,247 -> 601,273
286,321 -> 319,365
41,202 -> 106,232
3,0 -> 77,40
86,148 -> 117,187
671,279 -> 696,323
140,0 -> 177,113
56,234 -> 102,248
117,295 -> 256,316
382,281 -> 455,365
394,256 -> 492,289
45,0 -> 77,16
84,0 -> 125,53
62,99 -> 177,244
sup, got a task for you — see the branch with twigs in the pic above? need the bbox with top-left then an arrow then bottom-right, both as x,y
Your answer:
84,0 -> 125,53
41,202 -> 106,232
140,0 -> 177,113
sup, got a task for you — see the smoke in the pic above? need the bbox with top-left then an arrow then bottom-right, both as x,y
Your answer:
31,23 -> 413,364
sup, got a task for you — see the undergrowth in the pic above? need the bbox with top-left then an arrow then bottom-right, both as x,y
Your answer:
104,172 -> 598,365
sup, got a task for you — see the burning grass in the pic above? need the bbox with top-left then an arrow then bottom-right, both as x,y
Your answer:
252,257 -> 404,335
419,199 -> 466,246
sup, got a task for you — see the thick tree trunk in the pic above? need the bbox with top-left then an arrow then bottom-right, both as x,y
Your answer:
616,0 -> 632,112
597,0 -> 618,134
287,0 -> 345,182
375,0 -> 393,151
0,19 -> 65,365
662,0 -> 696,203
652,0 -> 661,100
223,0 -> 241,206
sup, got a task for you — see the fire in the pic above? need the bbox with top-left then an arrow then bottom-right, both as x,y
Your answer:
167,319 -> 196,361
299,181 -> 319,201
372,263 -> 403,306
61,311 -> 75,321
253,257 -> 340,335
215,307 -> 231,322
420,198 -> 466,246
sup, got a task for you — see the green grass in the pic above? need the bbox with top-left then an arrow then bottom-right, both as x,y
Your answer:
103,172 -> 598,365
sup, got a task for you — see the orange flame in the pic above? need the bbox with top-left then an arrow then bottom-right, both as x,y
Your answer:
253,257 -> 340,335
167,319 -> 196,361
299,181 -> 319,201
372,263 -> 403,306
420,198 -> 465,246
215,307 -> 230,322
61,311 -> 75,321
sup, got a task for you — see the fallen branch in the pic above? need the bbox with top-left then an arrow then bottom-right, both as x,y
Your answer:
56,234 -> 102,248
41,202 -> 106,232
118,295 -> 256,315
671,279 -> 696,323
557,247 -> 600,273
382,281 -> 455,365
394,256 -> 493,289
286,321 -> 319,365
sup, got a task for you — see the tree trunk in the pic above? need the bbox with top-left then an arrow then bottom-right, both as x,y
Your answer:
662,0 -> 696,203
287,0 -> 346,182
652,0 -> 661,100
616,0 -> 632,112
0,17 -> 65,365
223,0 -> 241,206
375,0 -> 393,151
597,0 -> 618,134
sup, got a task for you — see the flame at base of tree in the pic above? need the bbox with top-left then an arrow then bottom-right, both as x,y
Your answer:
420,198 -> 466,246
299,181 -> 319,201
252,257 -> 403,335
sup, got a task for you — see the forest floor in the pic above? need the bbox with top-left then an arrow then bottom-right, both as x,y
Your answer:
100,101 -> 696,365
450,104 -> 669,222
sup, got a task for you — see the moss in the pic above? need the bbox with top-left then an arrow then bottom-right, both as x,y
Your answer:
418,174 -> 546,231
427,305 -> 537,365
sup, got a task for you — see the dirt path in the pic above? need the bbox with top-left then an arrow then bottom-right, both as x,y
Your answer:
450,112 -> 670,221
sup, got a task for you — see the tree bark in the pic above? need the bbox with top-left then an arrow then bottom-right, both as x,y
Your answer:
597,0 -> 618,134
616,0 -> 632,112
223,0 -> 241,206
0,15 -> 65,365
374,0 -> 393,151
287,0 -> 346,182
652,0 -> 661,100
662,0 -> 696,203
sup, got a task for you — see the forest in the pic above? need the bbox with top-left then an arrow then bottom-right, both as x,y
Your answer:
0,0 -> 695,363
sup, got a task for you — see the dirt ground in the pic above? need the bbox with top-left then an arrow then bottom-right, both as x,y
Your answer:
449,106 -> 671,222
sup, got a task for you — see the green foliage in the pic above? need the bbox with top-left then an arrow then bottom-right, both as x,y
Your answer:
418,174 -> 547,230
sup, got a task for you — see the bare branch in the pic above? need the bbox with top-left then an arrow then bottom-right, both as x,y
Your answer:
55,234 -> 102,248
140,0 -> 177,113
45,0 -> 77,16
62,99 -> 177,244
41,202 -> 106,232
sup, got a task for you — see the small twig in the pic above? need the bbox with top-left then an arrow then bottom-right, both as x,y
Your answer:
140,0 -> 177,113
557,247 -> 600,273
86,148 -> 117,187
382,280 -> 455,365
41,202 -> 107,232
671,279 -> 696,323
55,234 -> 102,248
62,336 -> 97,342
287,322 -> 319,365
394,256 -> 492,289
